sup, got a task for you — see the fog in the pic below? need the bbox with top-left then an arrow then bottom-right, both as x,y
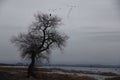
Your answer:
0,0 -> 120,65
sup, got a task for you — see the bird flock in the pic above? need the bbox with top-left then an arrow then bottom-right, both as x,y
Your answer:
47,0 -> 80,19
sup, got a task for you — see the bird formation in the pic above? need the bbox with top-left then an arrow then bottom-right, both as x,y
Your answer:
47,2 -> 79,19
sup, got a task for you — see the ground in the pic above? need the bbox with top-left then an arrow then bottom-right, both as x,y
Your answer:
0,66 -> 119,80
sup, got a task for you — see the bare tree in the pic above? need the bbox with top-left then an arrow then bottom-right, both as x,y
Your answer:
11,13 -> 68,78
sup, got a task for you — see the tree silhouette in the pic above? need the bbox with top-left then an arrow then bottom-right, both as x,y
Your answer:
11,13 -> 68,78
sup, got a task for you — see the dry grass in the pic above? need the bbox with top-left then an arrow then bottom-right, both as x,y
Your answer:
35,72 -> 96,80
105,77 -> 120,80
0,66 -> 97,80
0,66 -> 119,80
36,67 -> 119,76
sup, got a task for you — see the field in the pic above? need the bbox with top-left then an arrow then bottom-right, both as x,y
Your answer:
0,66 -> 120,80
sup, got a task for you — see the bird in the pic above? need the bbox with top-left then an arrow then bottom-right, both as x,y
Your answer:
50,13 -> 51,16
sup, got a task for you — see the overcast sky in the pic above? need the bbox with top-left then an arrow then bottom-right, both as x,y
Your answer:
0,0 -> 120,65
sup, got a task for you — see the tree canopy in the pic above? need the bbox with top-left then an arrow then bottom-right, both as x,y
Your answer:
11,13 -> 68,77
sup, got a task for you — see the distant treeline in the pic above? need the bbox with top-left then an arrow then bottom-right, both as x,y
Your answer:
0,63 -> 120,68
0,63 -> 16,66
44,64 -> 120,68
0,63 -> 26,66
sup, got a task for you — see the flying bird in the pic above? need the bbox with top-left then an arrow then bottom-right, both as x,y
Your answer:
67,5 -> 76,18
67,7 -> 73,18
67,4 -> 78,19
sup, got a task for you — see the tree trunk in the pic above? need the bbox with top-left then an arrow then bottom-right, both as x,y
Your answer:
27,54 -> 36,78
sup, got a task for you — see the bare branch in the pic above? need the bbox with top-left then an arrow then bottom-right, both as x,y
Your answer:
11,12 -> 68,63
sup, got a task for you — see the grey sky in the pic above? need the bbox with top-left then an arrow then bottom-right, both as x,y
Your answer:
0,0 -> 120,65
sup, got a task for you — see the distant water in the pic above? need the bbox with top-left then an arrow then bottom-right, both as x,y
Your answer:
41,66 -> 120,80
40,66 -> 120,74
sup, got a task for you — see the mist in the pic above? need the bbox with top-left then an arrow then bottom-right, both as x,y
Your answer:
0,0 -> 120,65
